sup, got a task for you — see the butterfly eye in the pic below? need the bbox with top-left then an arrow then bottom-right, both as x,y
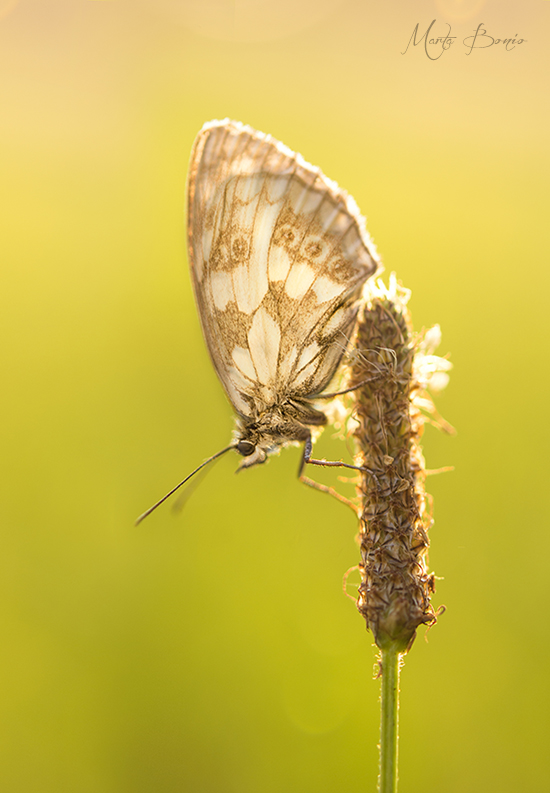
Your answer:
236,440 -> 256,457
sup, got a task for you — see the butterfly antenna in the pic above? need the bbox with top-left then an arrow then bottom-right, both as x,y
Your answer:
171,451 -> 224,515
135,444 -> 236,525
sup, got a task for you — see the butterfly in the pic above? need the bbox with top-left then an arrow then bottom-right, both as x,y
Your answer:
136,119 -> 380,523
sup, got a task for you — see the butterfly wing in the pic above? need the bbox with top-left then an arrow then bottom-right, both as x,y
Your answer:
187,119 -> 380,418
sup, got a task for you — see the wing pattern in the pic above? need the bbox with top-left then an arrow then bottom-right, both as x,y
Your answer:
187,119 -> 380,418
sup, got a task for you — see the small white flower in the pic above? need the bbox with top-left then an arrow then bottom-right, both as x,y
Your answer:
323,396 -> 349,430
414,325 -> 452,394
426,370 -> 451,394
422,324 -> 442,355
364,272 -> 411,306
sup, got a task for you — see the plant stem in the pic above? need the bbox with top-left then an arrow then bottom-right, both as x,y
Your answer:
379,646 -> 400,793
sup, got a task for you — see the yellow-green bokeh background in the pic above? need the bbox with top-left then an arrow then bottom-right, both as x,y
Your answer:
2,1 -> 549,790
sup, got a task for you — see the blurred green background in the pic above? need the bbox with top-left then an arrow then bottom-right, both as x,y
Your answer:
1,0 -> 549,791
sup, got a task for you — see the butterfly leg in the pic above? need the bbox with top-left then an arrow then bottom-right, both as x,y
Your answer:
315,376 -> 376,400
301,434 -> 379,483
299,471 -> 359,513
297,435 -> 361,513
302,435 -> 368,475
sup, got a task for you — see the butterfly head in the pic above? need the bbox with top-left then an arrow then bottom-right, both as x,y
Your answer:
234,405 -> 314,471
234,425 -> 270,469
235,438 -> 268,469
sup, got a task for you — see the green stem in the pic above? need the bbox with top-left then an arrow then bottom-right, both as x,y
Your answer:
379,646 -> 400,793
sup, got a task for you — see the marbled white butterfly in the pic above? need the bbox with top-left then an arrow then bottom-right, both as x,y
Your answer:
136,120 -> 380,523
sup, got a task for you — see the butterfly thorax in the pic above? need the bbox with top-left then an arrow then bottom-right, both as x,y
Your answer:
235,398 -> 327,469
